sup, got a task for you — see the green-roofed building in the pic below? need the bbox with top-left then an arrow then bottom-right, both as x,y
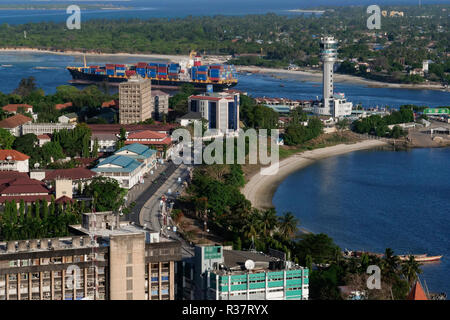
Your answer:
179,245 -> 309,300
92,154 -> 145,189
115,143 -> 157,173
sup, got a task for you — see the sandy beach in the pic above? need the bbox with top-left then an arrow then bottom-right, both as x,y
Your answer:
242,140 -> 389,210
0,47 -> 190,63
237,65 -> 448,91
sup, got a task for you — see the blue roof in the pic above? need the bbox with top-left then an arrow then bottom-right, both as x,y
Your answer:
115,143 -> 156,160
92,155 -> 142,173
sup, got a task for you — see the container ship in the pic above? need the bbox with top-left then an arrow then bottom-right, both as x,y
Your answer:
67,52 -> 238,90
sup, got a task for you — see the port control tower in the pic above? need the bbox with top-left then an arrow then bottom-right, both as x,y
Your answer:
320,36 -> 338,114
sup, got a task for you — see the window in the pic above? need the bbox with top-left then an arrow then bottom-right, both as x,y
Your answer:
127,292 -> 133,300
126,266 -> 133,277
127,253 -> 132,264
127,280 -> 133,291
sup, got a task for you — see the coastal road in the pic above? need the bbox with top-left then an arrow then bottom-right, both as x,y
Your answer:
139,163 -> 191,230
126,161 -> 178,224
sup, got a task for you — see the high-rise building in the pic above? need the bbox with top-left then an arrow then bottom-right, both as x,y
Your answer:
119,76 -> 152,125
0,211 -> 182,300
188,92 -> 240,134
314,36 -> 353,118
179,245 -> 309,300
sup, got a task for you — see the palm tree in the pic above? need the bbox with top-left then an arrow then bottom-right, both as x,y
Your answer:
260,208 -> 278,237
243,209 -> 263,241
383,248 -> 400,278
401,256 -> 423,286
277,212 -> 299,239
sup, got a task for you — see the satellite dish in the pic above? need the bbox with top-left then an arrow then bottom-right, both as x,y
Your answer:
6,156 -> 12,160
34,163 -> 40,168
245,259 -> 255,270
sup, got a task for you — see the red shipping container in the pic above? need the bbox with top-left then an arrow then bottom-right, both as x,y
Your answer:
125,70 -> 136,76
158,67 -> 167,72
115,64 -> 125,68
89,65 -> 99,69
209,77 -> 220,81
106,64 -> 115,68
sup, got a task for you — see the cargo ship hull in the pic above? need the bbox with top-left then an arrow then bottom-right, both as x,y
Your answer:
68,68 -> 237,91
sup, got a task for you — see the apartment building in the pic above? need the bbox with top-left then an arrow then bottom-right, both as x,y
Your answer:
180,245 -> 309,300
0,211 -> 182,300
188,92 -> 240,134
119,76 -> 152,125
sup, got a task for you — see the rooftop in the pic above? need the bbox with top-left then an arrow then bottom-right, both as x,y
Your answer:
0,149 -> 30,161
178,111 -> 202,120
0,114 -> 32,128
55,102 -> 73,110
88,123 -> 178,134
2,104 -> 33,113
92,155 -> 142,173
116,143 -> 157,159
44,167 -> 97,181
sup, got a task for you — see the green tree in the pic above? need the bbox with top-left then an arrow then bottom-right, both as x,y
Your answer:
401,256 -> 423,286
0,128 -> 15,149
277,212 -> 299,239
84,177 -> 127,212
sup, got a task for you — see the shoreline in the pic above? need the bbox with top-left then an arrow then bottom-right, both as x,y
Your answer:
237,65 -> 449,92
1,47 -> 447,91
0,47 -> 189,63
241,140 -> 389,210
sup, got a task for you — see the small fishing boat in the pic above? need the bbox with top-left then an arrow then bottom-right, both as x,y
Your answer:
398,254 -> 442,262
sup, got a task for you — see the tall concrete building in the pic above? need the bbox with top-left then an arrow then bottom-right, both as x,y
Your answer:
0,211 -> 182,300
314,36 -> 352,118
188,92 -> 240,134
119,76 -> 152,125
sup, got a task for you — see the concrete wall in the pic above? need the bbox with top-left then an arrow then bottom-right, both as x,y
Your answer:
109,233 -> 146,300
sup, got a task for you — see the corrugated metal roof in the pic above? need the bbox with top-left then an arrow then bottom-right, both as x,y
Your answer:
116,143 -> 156,159
93,155 -> 142,173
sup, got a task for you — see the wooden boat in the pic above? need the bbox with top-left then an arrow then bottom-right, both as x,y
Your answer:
398,254 -> 442,262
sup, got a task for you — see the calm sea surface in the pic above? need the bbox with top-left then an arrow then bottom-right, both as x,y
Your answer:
273,147 -> 450,296
0,0 -> 445,25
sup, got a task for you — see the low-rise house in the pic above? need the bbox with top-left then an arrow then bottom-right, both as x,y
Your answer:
115,143 -> 157,173
92,155 -> 145,189
0,150 -> 30,173
91,132 -> 118,153
0,114 -> 32,136
37,134 -> 51,147
58,113 -> 78,124
2,104 -> 33,115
